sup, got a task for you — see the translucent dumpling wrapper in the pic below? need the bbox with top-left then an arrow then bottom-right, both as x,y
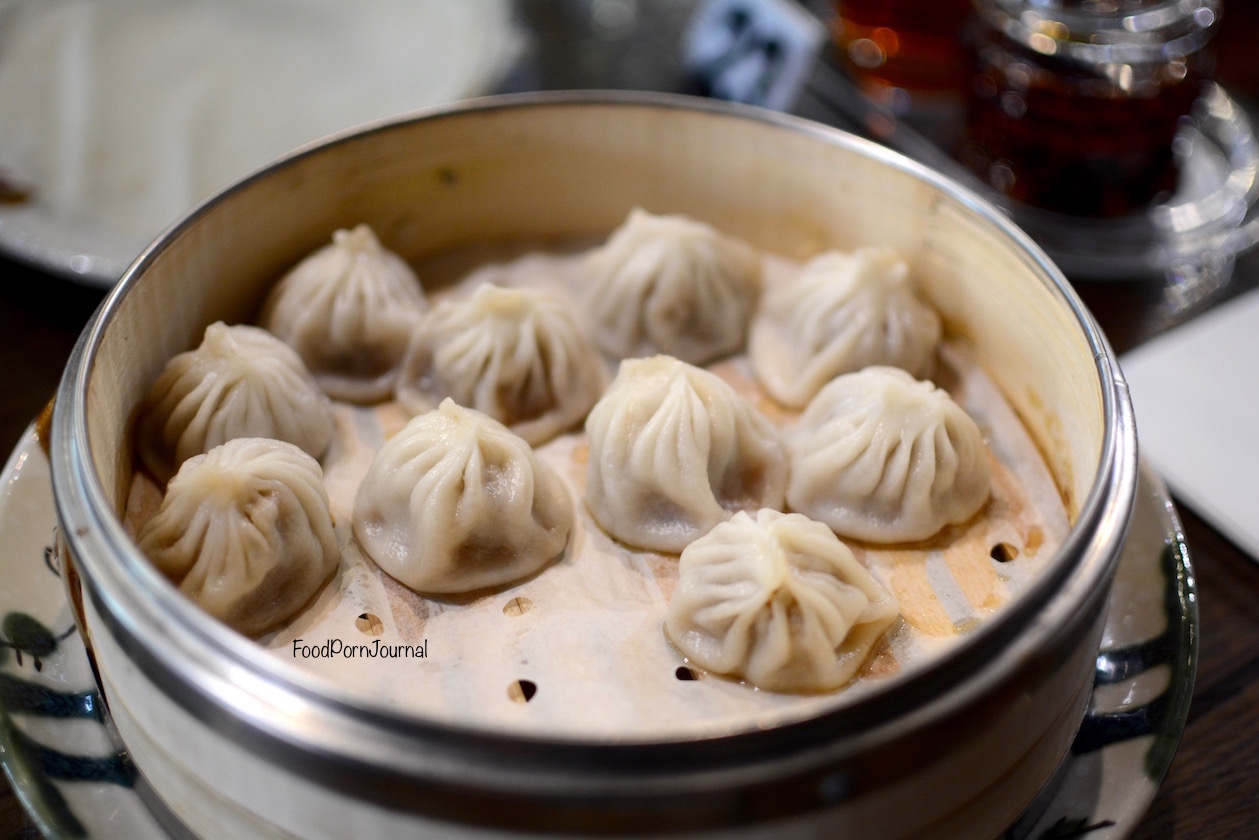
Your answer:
136,321 -> 334,484
581,208 -> 762,365
749,247 -> 942,409
788,367 -> 990,543
395,283 -> 605,446
260,224 -> 427,403
584,355 -> 787,553
137,438 -> 341,636
665,509 -> 900,693
353,399 -> 573,595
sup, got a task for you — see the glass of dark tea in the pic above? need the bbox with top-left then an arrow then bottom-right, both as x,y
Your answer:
958,0 -> 1221,218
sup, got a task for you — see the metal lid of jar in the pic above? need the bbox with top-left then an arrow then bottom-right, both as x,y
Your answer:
975,0 -> 1222,66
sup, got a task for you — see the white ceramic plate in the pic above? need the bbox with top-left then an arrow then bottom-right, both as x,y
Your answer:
0,423 -> 1195,839
0,0 -> 519,288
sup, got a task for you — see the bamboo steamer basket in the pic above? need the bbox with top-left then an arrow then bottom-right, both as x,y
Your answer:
49,92 -> 1138,839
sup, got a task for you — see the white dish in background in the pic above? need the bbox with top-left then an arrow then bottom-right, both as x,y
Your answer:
0,424 -> 1195,838
0,0 -> 519,286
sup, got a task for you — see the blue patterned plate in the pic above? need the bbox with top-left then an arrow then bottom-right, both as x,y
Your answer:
0,425 -> 1195,839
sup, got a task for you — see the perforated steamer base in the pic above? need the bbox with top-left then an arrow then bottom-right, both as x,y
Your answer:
127,249 -> 1069,743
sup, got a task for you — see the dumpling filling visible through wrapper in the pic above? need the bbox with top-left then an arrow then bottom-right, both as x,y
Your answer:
584,355 -> 787,553
788,367 -> 991,544
352,399 -> 573,595
395,283 -> 604,446
581,208 -> 762,365
665,509 -> 899,694
260,224 -> 428,404
136,437 -> 341,637
135,321 -> 334,485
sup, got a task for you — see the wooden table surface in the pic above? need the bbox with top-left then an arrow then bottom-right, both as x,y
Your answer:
3,241 -> 1259,839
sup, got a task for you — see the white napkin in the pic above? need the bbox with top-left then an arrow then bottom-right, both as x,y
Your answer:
1120,287 -> 1259,559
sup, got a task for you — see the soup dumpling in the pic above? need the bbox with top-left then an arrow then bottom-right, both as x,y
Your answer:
137,438 -> 341,636
353,399 -> 573,595
584,355 -> 786,553
260,224 -> 427,403
136,322 -> 334,484
395,283 -> 604,446
788,367 -> 990,543
581,208 -> 761,365
750,247 -> 941,409
665,508 -> 899,693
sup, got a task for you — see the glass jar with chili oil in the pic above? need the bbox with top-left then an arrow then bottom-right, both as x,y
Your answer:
959,0 -> 1221,218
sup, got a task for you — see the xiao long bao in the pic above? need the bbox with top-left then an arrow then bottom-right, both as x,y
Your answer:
352,399 -> 574,595
750,246 -> 941,409
580,208 -> 762,365
787,367 -> 991,543
395,283 -> 605,446
135,321 -> 334,485
665,509 -> 900,693
584,355 -> 787,553
260,224 -> 428,403
136,438 -> 341,636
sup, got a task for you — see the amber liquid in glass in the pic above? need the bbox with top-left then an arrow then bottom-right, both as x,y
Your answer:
959,24 -> 1209,218
833,0 -> 973,101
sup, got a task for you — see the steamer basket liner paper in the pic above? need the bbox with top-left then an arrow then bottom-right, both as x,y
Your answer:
0,0 -> 519,280
126,251 -> 1070,742
1121,288 -> 1259,561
